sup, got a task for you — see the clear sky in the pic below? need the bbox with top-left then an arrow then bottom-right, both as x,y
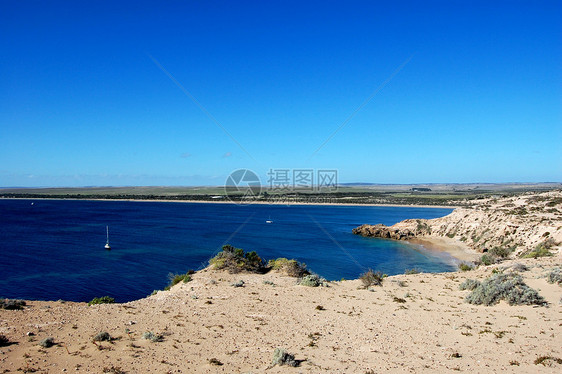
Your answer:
1,0 -> 560,187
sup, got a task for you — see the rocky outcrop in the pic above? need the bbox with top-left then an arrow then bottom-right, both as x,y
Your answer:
352,219 -> 430,240
354,190 -> 562,256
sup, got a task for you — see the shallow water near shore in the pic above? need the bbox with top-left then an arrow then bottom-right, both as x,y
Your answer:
0,199 -> 455,302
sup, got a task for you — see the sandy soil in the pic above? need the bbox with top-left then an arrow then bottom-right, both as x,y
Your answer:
1,255 -> 561,373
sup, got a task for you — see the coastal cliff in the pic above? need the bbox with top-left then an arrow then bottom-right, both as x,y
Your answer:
354,190 -> 562,257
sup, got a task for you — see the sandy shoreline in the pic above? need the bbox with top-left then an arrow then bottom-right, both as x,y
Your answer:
1,196 -> 460,209
407,237 -> 480,262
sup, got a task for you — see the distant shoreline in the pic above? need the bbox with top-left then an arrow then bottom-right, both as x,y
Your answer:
0,196 -> 459,209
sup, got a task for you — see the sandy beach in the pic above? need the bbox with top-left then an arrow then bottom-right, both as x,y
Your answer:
1,196 -> 461,210
407,237 -> 480,262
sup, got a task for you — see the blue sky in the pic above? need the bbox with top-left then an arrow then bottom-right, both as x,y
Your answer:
1,0 -> 560,187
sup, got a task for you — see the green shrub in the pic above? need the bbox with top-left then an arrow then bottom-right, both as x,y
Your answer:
459,279 -> 481,291
93,332 -> 112,342
164,272 -> 192,291
404,268 -> 420,275
458,263 -> 474,272
546,267 -> 562,285
142,331 -> 163,342
522,238 -> 558,258
299,274 -> 326,287
88,296 -> 115,306
489,246 -> 512,258
0,299 -> 26,310
415,220 -> 431,234
268,258 -> 309,277
360,269 -> 384,287
521,247 -> 553,259
480,254 -> 496,266
209,244 -> 264,273
272,348 -> 298,367
465,273 -> 545,306
39,337 -> 55,348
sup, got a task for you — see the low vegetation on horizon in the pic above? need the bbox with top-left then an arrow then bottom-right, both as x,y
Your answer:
1,184 -> 560,206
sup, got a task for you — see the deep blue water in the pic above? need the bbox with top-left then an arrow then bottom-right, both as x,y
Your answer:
0,199 -> 455,302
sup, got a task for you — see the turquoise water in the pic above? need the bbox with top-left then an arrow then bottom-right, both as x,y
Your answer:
0,199 -> 455,302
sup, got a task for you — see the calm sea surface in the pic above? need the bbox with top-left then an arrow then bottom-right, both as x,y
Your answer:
0,199 -> 455,302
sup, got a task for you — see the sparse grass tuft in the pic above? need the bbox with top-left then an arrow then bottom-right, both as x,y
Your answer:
465,273 -> 545,306
404,268 -> 420,275
209,245 -> 265,273
360,269 -> 384,287
458,263 -> 474,272
88,296 -> 115,306
534,356 -> 562,366
268,258 -> 309,277
272,348 -> 299,367
164,272 -> 192,290
546,267 -> 562,285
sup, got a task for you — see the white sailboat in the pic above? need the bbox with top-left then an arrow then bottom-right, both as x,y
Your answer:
266,216 -> 273,224
104,226 -> 111,250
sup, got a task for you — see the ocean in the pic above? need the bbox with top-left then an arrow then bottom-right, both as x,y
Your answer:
0,199 -> 455,302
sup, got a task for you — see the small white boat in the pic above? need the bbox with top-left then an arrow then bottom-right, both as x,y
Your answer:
104,226 -> 111,250
266,216 -> 273,224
